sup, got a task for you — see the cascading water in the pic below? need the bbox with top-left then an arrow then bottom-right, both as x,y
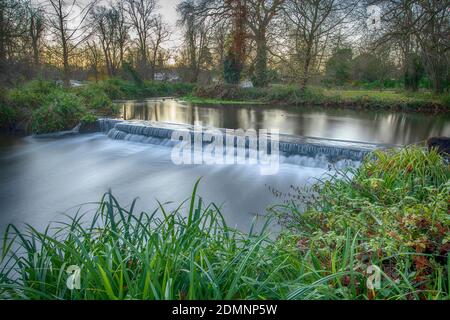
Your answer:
91,118 -> 391,170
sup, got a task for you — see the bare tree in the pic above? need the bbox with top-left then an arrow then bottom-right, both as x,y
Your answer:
0,0 -> 27,81
26,2 -> 45,69
284,0 -> 357,87
125,0 -> 156,78
86,40 -> 102,82
45,0 -> 96,86
91,4 -> 130,77
246,0 -> 284,87
412,0 -> 449,93
149,14 -> 171,80
373,0 -> 449,93
177,0 -> 212,83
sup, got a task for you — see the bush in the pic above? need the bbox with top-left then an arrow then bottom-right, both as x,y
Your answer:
0,104 -> 17,130
98,78 -> 196,100
32,91 -> 86,134
273,147 -> 449,299
8,80 -> 59,110
74,85 -> 116,115
195,84 -> 327,105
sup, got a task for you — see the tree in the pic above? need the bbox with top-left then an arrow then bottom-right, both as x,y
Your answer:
182,0 -> 248,84
375,0 -> 449,93
26,3 -> 45,70
223,0 -> 247,84
177,0 -> 212,83
149,14 -> 170,80
325,47 -> 352,85
246,0 -> 284,87
91,3 -> 129,77
0,0 -> 28,82
284,0 -> 357,88
125,0 -> 156,78
46,0 -> 96,86
86,40 -> 102,82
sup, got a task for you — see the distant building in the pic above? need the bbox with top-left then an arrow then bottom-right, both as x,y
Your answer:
239,80 -> 254,88
56,80 -> 85,87
154,71 -> 181,82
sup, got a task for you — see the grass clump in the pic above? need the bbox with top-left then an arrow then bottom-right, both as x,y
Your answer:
0,181 -> 293,300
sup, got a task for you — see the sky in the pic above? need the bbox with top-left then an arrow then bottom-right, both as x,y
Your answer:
34,0 -> 184,49
159,0 -> 181,27
159,0 -> 183,49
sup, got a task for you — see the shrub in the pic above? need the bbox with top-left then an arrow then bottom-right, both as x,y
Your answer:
8,80 -> 59,110
194,84 -> 328,105
273,147 -> 449,299
32,91 -> 86,134
0,104 -> 17,129
74,85 -> 115,114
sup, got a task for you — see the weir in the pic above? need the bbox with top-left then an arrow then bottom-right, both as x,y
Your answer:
88,118 -> 394,163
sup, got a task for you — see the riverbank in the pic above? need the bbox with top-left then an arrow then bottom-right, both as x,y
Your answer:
1,79 -> 449,134
0,147 -> 448,300
192,84 -> 450,112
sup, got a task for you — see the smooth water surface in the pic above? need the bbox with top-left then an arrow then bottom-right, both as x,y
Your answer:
0,133 -> 326,232
118,99 -> 450,145
0,101 -> 449,232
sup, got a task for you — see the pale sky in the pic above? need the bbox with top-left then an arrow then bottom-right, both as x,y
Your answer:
159,0 -> 183,49
34,0 -> 184,49
159,0 -> 181,27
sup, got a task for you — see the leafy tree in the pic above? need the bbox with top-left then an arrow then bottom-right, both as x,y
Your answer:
325,48 -> 352,85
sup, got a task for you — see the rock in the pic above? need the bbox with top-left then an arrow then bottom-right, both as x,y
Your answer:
78,121 -> 99,134
427,137 -> 450,157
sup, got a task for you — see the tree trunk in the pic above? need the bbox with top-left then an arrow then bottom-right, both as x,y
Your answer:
254,31 -> 268,87
62,40 -> 70,87
0,6 -> 6,75
301,43 -> 313,89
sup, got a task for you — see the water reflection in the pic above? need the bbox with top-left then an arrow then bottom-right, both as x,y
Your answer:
117,99 -> 450,145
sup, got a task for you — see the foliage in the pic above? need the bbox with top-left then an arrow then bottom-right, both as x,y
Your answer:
223,52 -> 242,85
325,48 -> 353,85
8,80 -> 60,110
0,104 -> 17,130
195,84 -> 327,105
97,78 -> 196,100
272,147 -> 450,299
31,91 -> 86,134
74,85 -> 115,114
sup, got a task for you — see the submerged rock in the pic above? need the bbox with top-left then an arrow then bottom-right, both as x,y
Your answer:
427,137 -> 450,158
78,120 -> 100,134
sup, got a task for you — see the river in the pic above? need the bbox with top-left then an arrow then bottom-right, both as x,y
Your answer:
0,100 -> 448,232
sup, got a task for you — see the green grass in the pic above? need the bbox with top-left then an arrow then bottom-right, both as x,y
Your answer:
324,88 -> 450,106
0,147 -> 448,300
179,96 -> 265,105
193,84 -> 449,111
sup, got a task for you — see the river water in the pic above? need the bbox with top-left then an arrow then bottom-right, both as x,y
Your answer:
0,100 -> 448,232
